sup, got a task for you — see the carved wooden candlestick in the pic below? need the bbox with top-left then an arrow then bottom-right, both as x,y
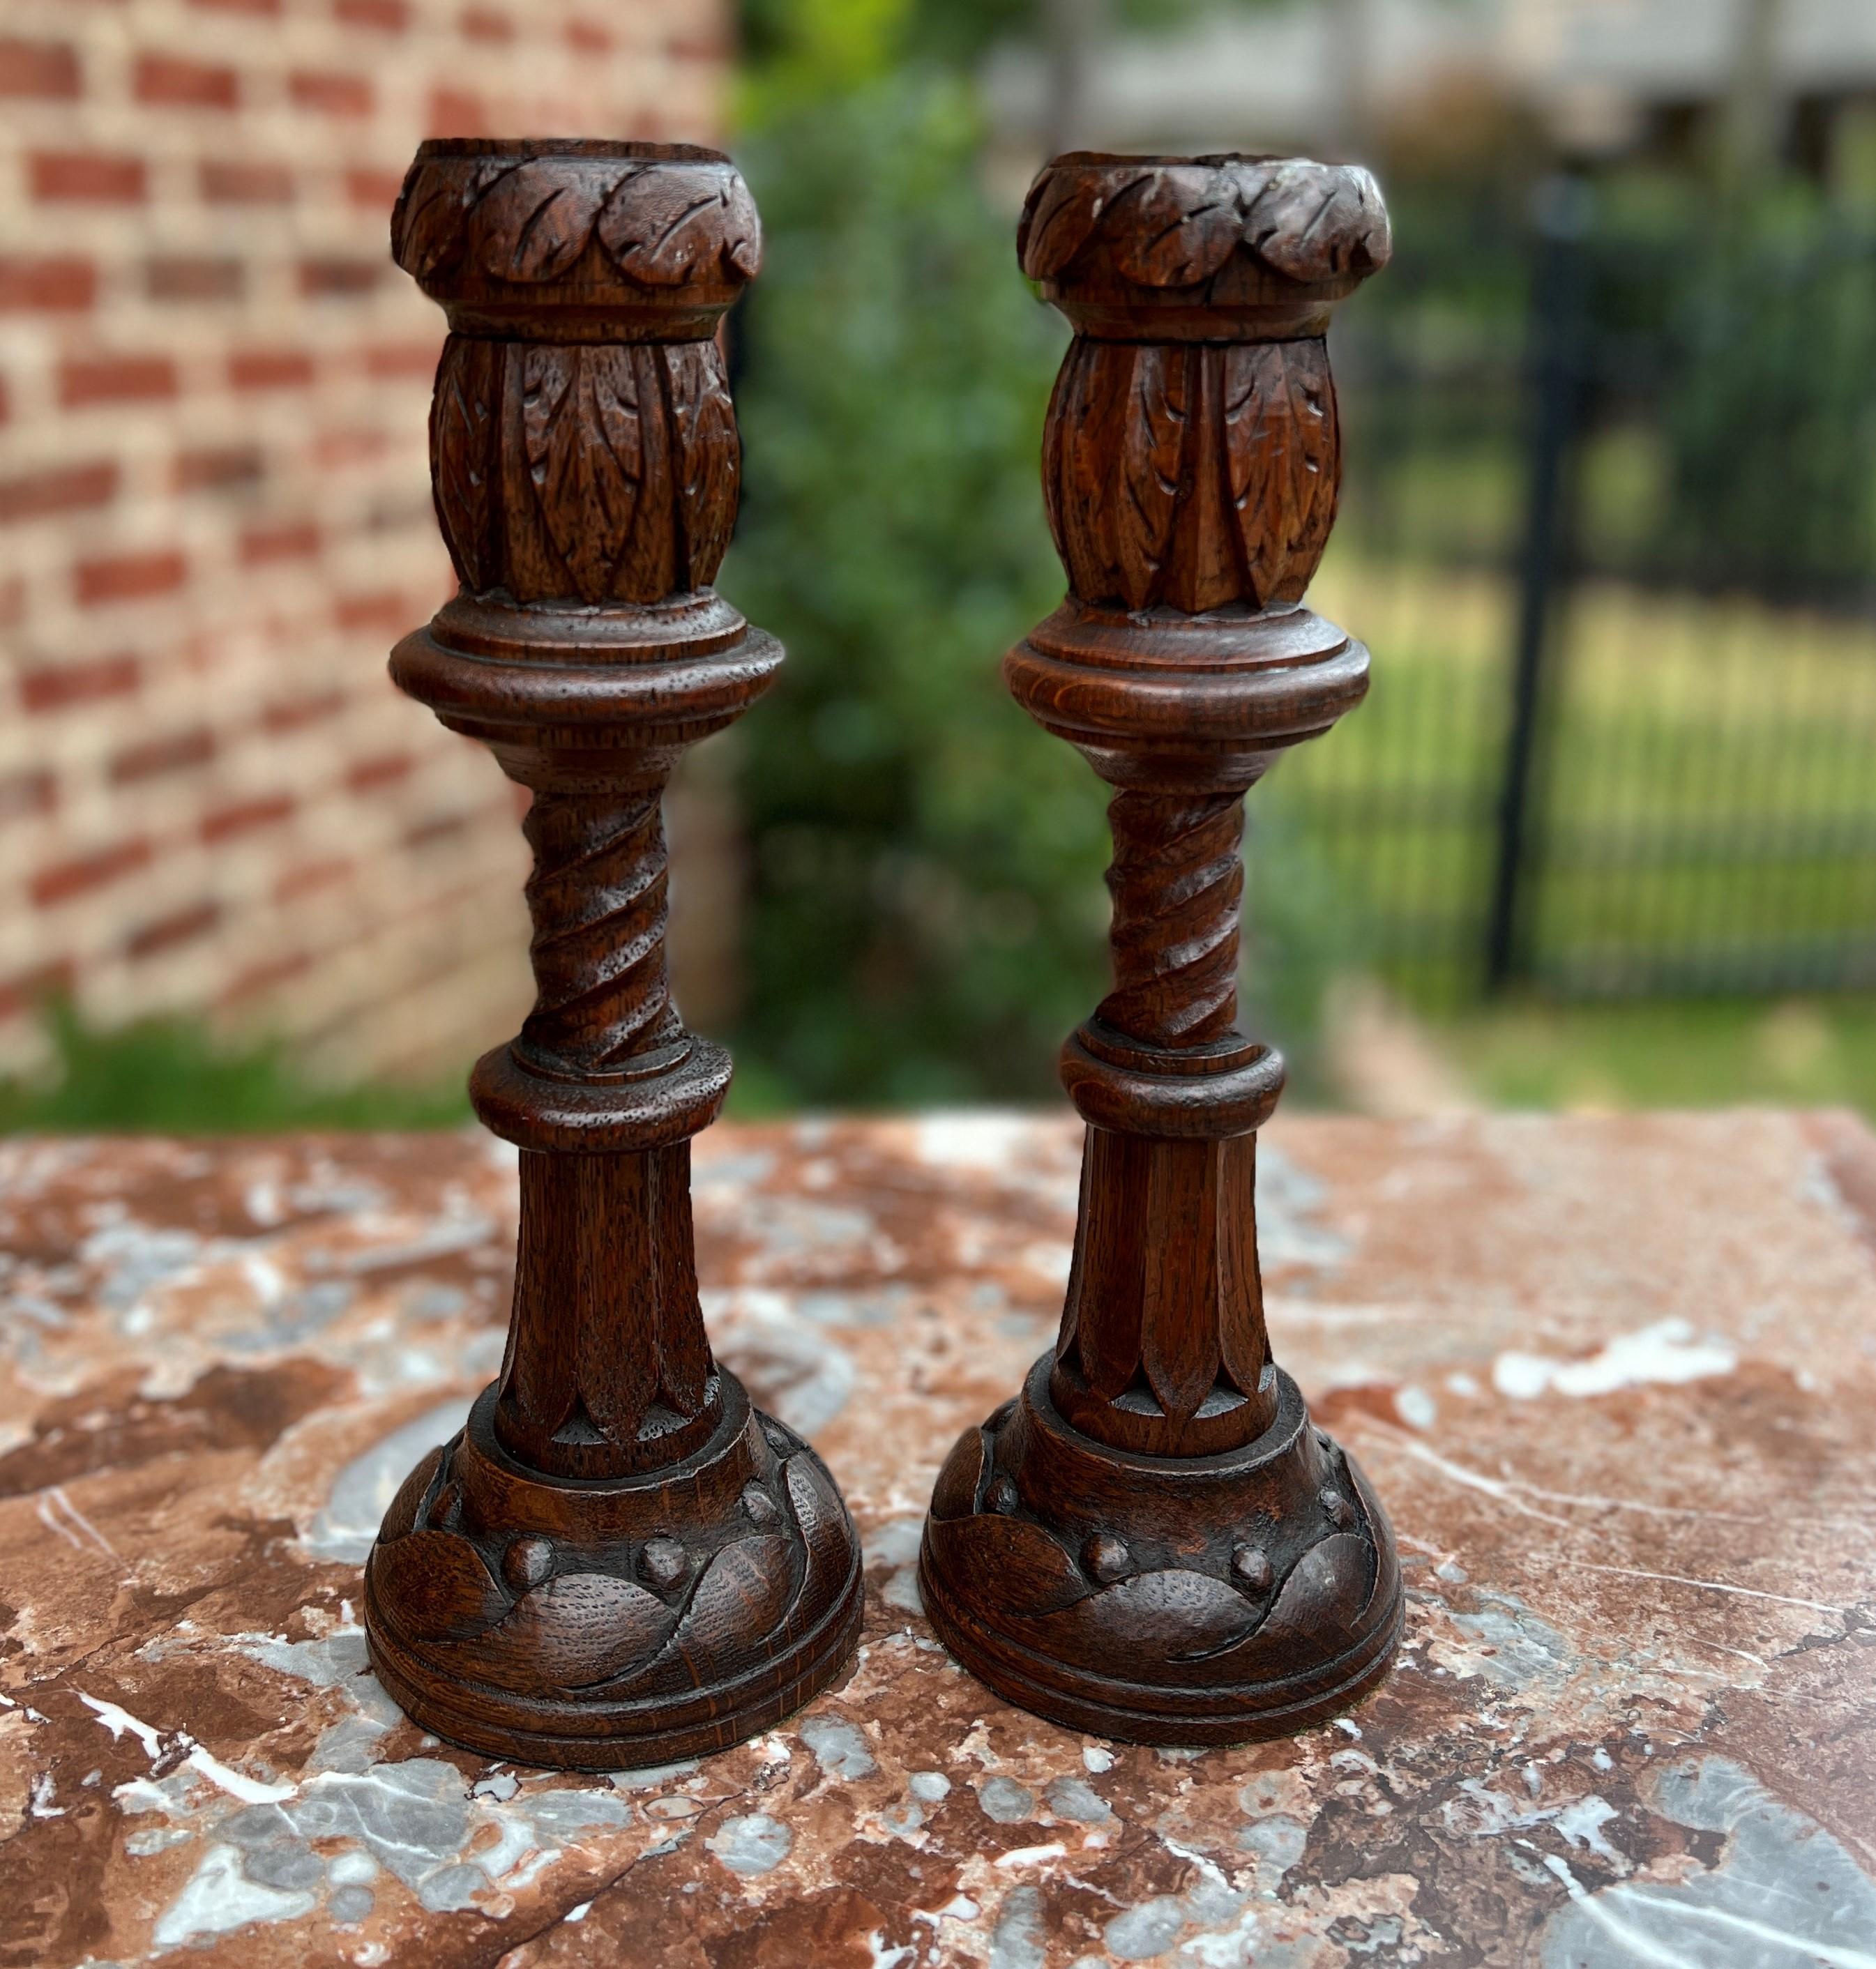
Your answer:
363,140 -> 862,1768
919,154 -> 1402,1743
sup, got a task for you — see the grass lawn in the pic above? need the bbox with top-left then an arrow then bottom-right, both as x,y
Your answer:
1428,992 -> 1876,1116
1266,549 -> 1876,1008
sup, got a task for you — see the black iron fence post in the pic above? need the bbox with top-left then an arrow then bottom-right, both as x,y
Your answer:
1484,179 -> 1593,994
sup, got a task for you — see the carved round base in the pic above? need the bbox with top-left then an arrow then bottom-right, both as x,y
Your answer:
363,1376 -> 863,1769
919,1356 -> 1400,1745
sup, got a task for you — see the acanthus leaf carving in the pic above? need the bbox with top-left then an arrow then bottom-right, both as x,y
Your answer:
1017,165 -> 1131,281
598,167 -> 763,287
1017,155 -> 1391,291
476,158 -> 616,284
1225,340 -> 1338,608
1241,160 -> 1391,282
521,343 -> 643,605
663,341 -> 740,590
1114,342 -> 1190,610
1109,168 -> 1244,288
431,334 -> 499,592
392,156 -> 517,282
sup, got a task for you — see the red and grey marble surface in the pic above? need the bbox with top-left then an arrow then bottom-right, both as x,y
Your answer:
1,1111 -> 1873,1967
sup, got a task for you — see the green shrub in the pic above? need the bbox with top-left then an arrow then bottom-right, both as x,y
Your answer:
725,70 -> 1114,1106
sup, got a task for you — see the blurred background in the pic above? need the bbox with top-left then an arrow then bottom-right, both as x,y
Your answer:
1,0 -> 1874,1131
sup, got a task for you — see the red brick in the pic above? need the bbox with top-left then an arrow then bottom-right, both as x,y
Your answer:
333,590 -> 408,635
461,6 -> 512,41
240,519 -> 319,564
566,17 -> 612,53
175,443 -> 263,493
128,900 -> 220,960
262,689 -> 345,733
427,87 -> 487,138
146,256 -> 243,303
112,726 -> 216,782
0,769 -> 55,823
312,427 -> 388,469
0,257 -> 96,312
299,257 -> 381,298
135,53 -> 239,109
31,151 -> 147,203
230,348 -> 314,390
348,752 -> 414,793
202,793 -> 294,844
199,159 -> 294,204
0,38 -> 80,98
334,0 -> 409,27
19,652 -> 139,713
75,550 -> 187,608
223,949 -> 311,1003
60,355 -> 178,407
362,340 -> 438,379
344,167 -> 406,212
0,961 -> 75,1021
274,855 -> 351,903
404,811 -> 469,850
290,69 -> 372,116
0,461 -> 117,525
33,838 -> 152,906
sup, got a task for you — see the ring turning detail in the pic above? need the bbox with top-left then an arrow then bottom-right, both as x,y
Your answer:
920,151 -> 1403,1742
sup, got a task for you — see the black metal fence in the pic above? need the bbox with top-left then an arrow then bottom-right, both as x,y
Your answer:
1255,187 -> 1876,1007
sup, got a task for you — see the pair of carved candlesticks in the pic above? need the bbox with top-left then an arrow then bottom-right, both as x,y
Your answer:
363,139 -> 1400,1766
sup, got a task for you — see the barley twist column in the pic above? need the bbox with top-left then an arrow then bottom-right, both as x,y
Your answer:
921,153 -> 1403,1743
362,140 -> 861,1768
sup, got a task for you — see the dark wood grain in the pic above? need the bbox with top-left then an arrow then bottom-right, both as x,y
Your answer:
363,139 -> 861,1770
920,151 -> 1403,1744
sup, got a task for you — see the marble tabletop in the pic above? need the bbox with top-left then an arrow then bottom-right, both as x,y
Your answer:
1,1109 -> 1873,1968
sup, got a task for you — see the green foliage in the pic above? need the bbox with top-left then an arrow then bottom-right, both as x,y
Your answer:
724,71 -> 1113,1105
724,1 -> 1355,1108
1654,208 -> 1876,600
739,0 -> 1234,86
0,1001 -> 471,1134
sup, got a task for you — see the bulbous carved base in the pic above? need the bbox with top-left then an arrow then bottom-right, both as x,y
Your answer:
363,1375 -> 863,1768
919,1356 -> 1400,1745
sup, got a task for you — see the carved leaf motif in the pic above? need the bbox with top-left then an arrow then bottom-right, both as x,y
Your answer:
1039,353 -> 1077,578
392,156 -> 519,280
376,1445 -> 444,1544
663,341 -> 739,588
1240,160 -> 1392,282
928,1424 -> 988,1522
430,1572 -> 676,1694
1110,167 -> 1244,287
368,1530 -> 506,1644
1202,1534 -> 1377,1672
923,1512 -> 1087,1617
1140,1141 -> 1223,1421
672,1536 -> 797,1682
598,165 -> 758,285
1018,166 -> 1128,280
431,335 -> 499,591
1224,340 -> 1338,607
474,158 -> 616,283
1114,342 -> 1190,609
391,175 -> 465,281
522,344 -> 642,604
1016,1568 -> 1258,1665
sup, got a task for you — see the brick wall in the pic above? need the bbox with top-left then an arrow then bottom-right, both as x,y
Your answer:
0,0 -> 732,1084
